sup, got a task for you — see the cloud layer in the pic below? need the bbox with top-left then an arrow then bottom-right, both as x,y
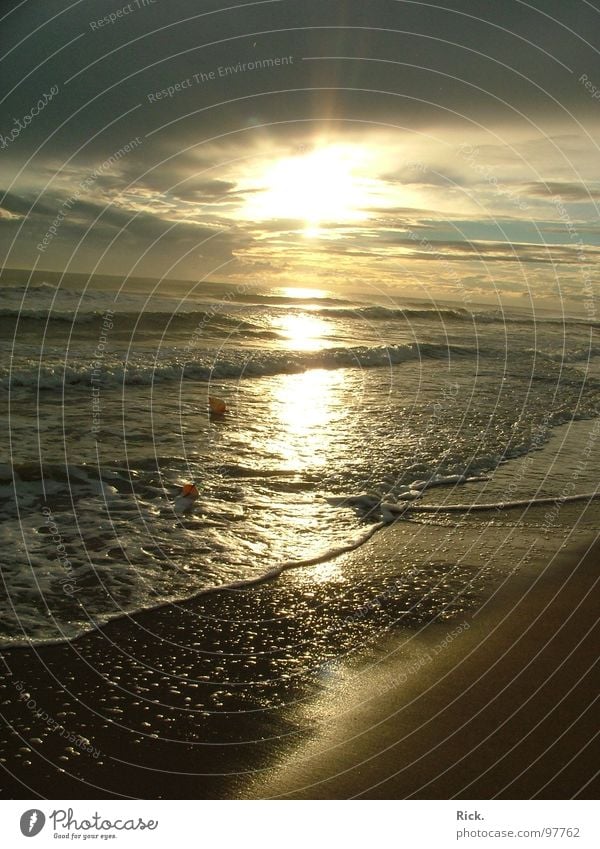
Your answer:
1,1 -> 599,307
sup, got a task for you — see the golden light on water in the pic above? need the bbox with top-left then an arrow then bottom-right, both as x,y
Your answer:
250,366 -> 350,566
267,368 -> 345,470
273,286 -> 331,301
273,313 -> 329,350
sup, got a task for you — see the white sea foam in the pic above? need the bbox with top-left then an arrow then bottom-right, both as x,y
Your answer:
1,342 -> 478,389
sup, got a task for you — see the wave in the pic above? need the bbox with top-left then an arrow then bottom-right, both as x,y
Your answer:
0,282 -> 61,294
1,342 -> 480,390
526,345 -> 600,363
321,304 -> 600,329
226,292 -> 354,307
0,307 -> 282,341
4,337 -> 595,391
409,490 -> 600,513
328,486 -> 600,523
0,303 -> 467,324
3,298 -> 598,337
322,305 -> 473,321
0,308 -> 100,325
0,520 -> 384,650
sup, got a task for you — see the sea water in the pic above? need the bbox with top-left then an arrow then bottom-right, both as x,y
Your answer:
1,273 -> 599,646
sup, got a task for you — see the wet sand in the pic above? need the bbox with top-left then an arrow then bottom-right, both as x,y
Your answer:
0,505 -> 598,799
243,528 -> 600,799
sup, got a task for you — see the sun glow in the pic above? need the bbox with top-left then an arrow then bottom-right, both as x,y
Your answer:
267,368 -> 346,469
273,313 -> 329,350
273,286 -> 331,300
244,144 -> 371,233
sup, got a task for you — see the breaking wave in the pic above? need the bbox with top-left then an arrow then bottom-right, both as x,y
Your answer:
2,342 -> 481,390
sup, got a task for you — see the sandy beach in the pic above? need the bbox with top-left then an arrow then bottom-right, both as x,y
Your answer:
243,518 -> 600,799
1,496 -> 598,800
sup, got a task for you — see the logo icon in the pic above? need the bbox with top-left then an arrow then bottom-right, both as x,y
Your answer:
20,810 -> 45,837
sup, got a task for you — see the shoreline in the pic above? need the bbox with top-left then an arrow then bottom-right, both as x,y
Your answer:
0,502 -> 598,799
242,528 -> 600,799
0,520 -> 385,654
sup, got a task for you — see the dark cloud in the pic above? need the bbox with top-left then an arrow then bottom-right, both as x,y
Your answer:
0,189 -> 58,219
387,238 -> 600,264
316,229 -> 600,264
382,168 -> 467,188
169,179 -> 238,201
1,0 -> 599,284
4,0 -> 599,156
522,181 -> 600,201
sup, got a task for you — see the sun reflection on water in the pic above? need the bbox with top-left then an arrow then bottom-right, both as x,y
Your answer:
265,368 -> 346,471
245,366 -> 351,566
272,313 -> 329,350
272,286 -> 331,301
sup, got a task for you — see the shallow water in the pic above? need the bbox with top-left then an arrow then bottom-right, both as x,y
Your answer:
1,275 -> 599,645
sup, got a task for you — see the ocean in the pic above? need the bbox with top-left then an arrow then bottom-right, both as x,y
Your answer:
1,271 -> 599,649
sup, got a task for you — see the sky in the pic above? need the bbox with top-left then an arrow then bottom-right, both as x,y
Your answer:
1,0 -> 599,308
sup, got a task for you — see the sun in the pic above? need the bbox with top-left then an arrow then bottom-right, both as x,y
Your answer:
244,144 -> 371,234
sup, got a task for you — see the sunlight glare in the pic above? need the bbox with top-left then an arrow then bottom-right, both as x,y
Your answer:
268,369 -> 345,470
273,313 -> 328,350
273,286 -> 331,300
245,144 -> 371,232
